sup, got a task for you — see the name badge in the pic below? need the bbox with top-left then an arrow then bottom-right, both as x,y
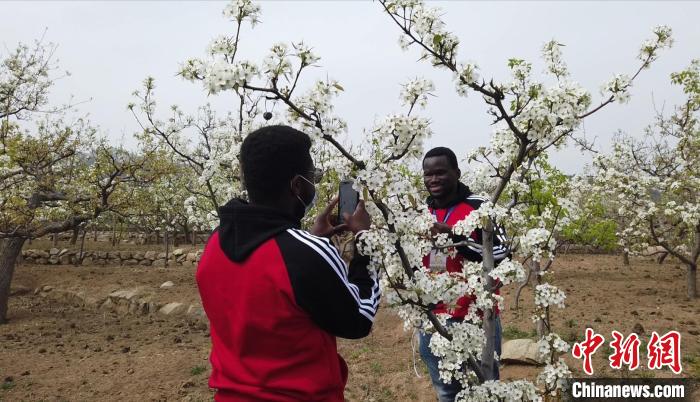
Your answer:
429,249 -> 447,273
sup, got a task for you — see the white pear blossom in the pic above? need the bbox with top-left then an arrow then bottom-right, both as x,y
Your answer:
400,77 -> 435,109
601,74 -> 632,104
223,0 -> 261,25
534,284 -> 566,309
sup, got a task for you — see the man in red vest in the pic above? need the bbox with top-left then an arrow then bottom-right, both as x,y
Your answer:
196,125 -> 379,401
420,146 -> 509,401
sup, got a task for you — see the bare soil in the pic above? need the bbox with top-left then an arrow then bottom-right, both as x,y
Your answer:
1,253 -> 698,401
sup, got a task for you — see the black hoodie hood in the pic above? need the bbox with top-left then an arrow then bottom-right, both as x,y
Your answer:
426,182 -> 473,209
217,198 -> 301,262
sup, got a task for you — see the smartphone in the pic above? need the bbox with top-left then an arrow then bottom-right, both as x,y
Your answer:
338,180 -> 359,224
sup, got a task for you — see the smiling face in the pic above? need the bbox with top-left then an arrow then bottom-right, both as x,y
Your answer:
422,155 -> 460,203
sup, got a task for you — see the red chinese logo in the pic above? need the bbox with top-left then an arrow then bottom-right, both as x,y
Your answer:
572,328 -> 605,375
609,330 -> 641,370
572,329 -> 683,375
647,330 -> 682,374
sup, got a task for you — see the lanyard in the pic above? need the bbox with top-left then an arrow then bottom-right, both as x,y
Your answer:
432,206 -> 456,224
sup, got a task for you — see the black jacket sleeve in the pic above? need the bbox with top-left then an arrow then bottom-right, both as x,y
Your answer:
276,228 -> 381,339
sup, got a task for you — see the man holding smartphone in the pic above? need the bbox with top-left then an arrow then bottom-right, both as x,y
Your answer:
420,146 -> 510,402
196,125 -> 379,401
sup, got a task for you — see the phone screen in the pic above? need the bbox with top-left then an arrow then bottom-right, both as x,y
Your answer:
338,180 -> 359,224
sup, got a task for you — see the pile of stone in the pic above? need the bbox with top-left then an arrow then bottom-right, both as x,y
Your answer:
21,248 -> 203,267
34,285 -> 208,327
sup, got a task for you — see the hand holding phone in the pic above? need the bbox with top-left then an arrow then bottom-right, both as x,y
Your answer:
338,180 -> 370,234
338,180 -> 359,224
310,197 -> 347,238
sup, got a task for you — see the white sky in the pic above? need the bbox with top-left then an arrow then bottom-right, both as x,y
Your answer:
2,1 -> 699,173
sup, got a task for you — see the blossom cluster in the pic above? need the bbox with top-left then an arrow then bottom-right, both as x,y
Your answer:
223,0 -> 261,25
519,228 -> 557,262
537,333 -> 570,360
534,284 -> 566,310
399,77 -> 435,109
601,74 -> 632,104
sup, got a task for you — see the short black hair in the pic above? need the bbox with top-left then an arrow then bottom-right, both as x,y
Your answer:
240,125 -> 313,203
423,147 -> 459,170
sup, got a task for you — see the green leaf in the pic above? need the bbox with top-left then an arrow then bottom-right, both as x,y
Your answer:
507,58 -> 524,69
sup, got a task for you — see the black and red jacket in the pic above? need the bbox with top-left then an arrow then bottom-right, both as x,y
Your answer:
422,182 -> 510,318
196,199 -> 380,401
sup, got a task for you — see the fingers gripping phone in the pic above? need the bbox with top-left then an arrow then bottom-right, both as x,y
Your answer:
338,180 -> 359,224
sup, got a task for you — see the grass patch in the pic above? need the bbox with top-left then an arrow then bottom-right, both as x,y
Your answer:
563,330 -> 583,343
190,365 -> 207,376
1,381 -> 14,390
502,326 -> 535,339
377,387 -> 397,401
684,355 -> 700,378
635,370 -> 656,379
370,361 -> 383,375
349,345 -> 371,360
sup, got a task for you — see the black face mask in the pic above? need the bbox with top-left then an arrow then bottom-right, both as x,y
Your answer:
291,174 -> 316,217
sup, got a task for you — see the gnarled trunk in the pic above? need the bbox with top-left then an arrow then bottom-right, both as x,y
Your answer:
0,237 -> 27,324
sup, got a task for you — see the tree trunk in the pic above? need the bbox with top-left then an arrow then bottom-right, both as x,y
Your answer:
480,219 -> 497,380
183,223 -> 191,248
688,263 -> 697,299
70,227 -> 79,246
623,251 -> 630,266
76,227 -> 87,266
93,225 -> 98,242
531,260 -> 549,337
536,318 -> 547,338
111,221 -> 117,247
116,222 -> 123,246
164,229 -> 169,268
0,237 -> 27,323
657,252 -> 668,265
513,260 -> 534,310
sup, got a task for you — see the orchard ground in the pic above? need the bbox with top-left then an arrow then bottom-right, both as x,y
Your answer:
1,243 -> 699,401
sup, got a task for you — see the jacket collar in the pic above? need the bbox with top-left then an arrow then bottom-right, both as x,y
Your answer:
426,182 -> 472,210
217,198 -> 301,262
